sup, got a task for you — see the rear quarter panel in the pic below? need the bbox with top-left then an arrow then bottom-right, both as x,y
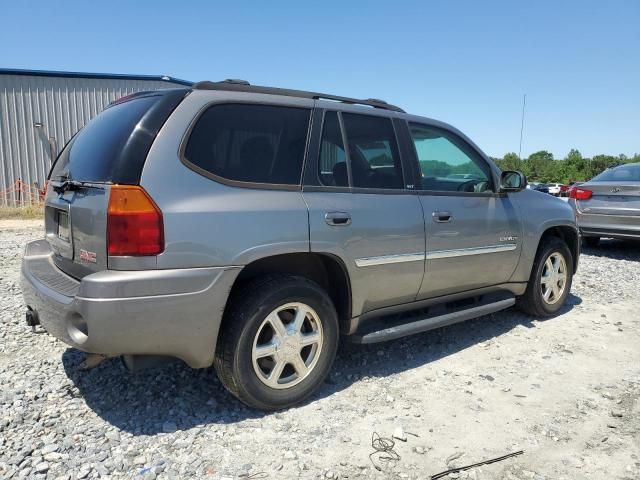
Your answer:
140,90 -> 313,269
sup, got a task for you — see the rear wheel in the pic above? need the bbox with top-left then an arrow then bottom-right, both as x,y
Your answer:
214,275 -> 339,410
583,236 -> 600,247
517,237 -> 574,317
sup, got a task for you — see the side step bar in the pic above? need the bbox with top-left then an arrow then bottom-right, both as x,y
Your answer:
350,295 -> 515,344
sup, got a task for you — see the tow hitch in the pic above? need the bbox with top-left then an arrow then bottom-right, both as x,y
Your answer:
25,308 -> 40,333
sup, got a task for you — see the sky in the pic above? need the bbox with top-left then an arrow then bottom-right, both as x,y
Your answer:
2,0 -> 639,159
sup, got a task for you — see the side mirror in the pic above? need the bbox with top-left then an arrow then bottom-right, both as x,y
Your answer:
500,170 -> 527,192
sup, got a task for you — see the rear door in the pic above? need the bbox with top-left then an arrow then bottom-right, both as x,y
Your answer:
405,122 -> 522,299
46,91 -> 187,278
303,108 -> 425,317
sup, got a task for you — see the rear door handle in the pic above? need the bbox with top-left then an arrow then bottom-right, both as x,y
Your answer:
325,211 -> 351,226
432,211 -> 453,223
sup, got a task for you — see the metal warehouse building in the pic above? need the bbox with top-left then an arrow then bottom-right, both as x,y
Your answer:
0,68 -> 191,207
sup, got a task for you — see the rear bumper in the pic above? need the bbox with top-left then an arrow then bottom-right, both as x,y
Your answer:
574,208 -> 640,240
580,227 -> 640,240
20,240 -> 241,368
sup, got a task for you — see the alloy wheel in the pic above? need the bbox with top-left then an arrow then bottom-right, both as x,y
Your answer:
251,302 -> 323,389
540,252 -> 567,305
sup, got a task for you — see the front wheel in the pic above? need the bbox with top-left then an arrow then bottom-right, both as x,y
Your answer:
214,275 -> 339,410
517,237 -> 574,317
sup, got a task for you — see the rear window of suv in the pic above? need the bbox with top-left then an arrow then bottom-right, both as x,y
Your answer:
183,104 -> 311,186
50,95 -> 161,183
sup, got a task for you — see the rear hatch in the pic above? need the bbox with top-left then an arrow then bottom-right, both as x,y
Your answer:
45,89 -> 189,279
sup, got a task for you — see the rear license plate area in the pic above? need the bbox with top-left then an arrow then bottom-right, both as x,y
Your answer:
56,210 -> 70,241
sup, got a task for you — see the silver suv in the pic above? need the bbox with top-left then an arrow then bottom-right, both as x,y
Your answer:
21,80 -> 580,410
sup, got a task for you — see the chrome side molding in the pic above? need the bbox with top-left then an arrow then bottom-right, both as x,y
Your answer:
355,243 -> 518,267
355,252 -> 425,267
426,243 -> 517,260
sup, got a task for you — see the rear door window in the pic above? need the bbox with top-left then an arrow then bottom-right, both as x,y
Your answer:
342,113 -> 404,190
183,104 -> 311,186
318,111 -> 348,187
50,95 -> 160,182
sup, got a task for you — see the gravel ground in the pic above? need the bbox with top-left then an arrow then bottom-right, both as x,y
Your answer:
1,220 -> 639,480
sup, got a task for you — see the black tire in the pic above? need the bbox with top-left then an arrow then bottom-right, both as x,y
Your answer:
517,236 -> 574,317
214,274 -> 339,410
583,236 -> 600,247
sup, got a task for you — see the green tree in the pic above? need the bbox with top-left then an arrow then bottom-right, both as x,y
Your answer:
566,149 -> 583,165
497,152 -> 522,171
587,155 -> 620,179
528,150 -> 554,163
494,149 -> 636,184
527,150 -> 554,182
563,149 -> 585,183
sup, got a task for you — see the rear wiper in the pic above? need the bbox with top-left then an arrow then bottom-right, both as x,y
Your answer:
52,180 -> 104,194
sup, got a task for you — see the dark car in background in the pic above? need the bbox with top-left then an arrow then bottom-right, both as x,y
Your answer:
528,182 -> 551,195
568,163 -> 640,246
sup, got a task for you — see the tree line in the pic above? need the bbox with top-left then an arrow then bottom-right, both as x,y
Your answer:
492,150 -> 640,184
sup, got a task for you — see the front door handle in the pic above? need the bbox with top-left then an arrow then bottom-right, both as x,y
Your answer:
325,211 -> 351,226
432,211 -> 453,223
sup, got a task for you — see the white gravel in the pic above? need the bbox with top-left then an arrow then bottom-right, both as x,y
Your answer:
1,221 -> 639,480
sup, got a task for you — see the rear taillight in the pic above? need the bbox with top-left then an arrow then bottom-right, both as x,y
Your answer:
107,185 -> 163,256
568,187 -> 593,200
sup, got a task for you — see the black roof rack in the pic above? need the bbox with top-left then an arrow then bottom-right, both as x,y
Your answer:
0,67 -> 193,86
192,79 -> 405,113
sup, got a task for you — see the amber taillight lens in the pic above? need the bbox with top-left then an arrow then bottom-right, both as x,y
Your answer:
107,185 -> 163,256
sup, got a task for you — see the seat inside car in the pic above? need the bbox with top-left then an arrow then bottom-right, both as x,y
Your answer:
332,162 -> 348,187
349,145 -> 402,189
235,136 -> 274,182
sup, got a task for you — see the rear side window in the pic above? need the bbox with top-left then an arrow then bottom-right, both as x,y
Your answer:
341,113 -> 404,190
318,111 -> 348,187
183,104 -> 311,186
50,95 -> 160,182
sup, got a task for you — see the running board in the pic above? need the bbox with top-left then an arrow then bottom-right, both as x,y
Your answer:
350,295 -> 515,344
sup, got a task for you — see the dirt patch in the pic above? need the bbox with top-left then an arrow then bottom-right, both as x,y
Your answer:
0,219 -> 44,230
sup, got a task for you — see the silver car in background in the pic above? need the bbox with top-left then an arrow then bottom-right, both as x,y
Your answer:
568,163 -> 640,246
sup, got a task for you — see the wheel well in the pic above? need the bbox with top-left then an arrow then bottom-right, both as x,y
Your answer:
539,226 -> 580,272
230,253 -> 352,331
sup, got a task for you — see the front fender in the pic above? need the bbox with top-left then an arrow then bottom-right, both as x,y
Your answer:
509,190 -> 579,282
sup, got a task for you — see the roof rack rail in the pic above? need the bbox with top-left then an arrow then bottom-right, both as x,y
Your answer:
191,80 -> 405,113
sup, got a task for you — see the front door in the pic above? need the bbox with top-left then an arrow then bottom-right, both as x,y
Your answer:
303,109 -> 425,317
405,122 -> 522,299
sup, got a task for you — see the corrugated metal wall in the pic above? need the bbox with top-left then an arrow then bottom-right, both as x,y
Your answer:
0,74 -> 185,206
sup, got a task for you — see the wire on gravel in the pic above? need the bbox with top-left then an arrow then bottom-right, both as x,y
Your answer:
430,450 -> 524,479
369,432 -> 401,471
